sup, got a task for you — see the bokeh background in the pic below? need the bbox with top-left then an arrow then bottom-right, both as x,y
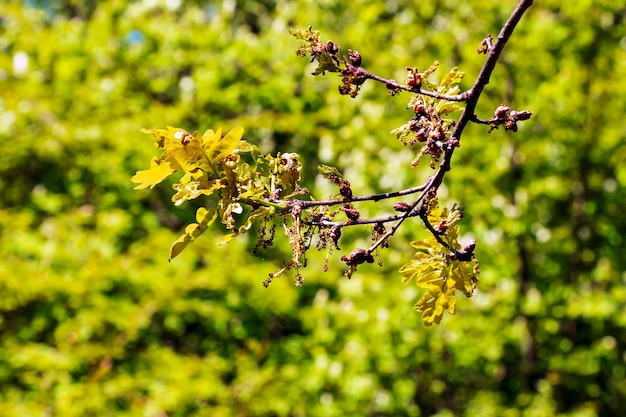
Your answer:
2,0 -> 626,415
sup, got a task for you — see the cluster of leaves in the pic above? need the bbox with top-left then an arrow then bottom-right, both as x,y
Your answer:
132,126 -> 306,261
392,62 -> 465,167
291,26 -> 368,97
399,200 -> 479,325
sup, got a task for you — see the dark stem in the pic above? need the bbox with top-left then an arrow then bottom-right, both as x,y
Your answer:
362,69 -> 471,102
291,183 -> 428,208
419,211 -> 451,250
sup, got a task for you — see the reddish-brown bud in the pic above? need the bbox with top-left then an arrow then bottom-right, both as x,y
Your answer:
325,40 -> 339,55
434,220 -> 448,234
393,202 -> 411,212
416,128 -> 428,142
504,119 -> 518,132
413,102 -> 426,115
348,49 -> 362,66
405,66 -> 422,89
510,110 -> 532,121
344,207 -> 360,223
291,203 -> 302,216
454,240 -> 476,262
493,105 -> 510,120
329,225 -> 342,249
339,179 -> 352,199
408,119 -> 420,132
341,248 -> 374,266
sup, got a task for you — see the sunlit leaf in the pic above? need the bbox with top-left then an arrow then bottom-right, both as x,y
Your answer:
142,126 -> 186,149
454,261 -> 479,296
171,178 -> 225,206
131,158 -> 175,190
401,202 -> 479,325
409,240 -> 432,252
437,101 -> 464,115
439,67 -> 464,91
205,127 -> 244,164
289,26 -> 320,41
415,282 -> 457,326
236,140 -> 255,153
169,207 -> 217,261
317,164 -> 344,181
164,140 -> 209,172
415,268 -> 446,289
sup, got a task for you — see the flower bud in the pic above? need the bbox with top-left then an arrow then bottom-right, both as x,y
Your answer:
348,49 -> 362,67
393,202 -> 411,212
493,105 -> 509,120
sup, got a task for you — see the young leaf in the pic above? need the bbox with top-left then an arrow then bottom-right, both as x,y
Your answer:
439,67 -> 464,90
415,283 -> 457,326
169,207 -> 217,261
317,164 -> 344,181
164,139 -> 209,172
218,206 -> 274,246
400,203 -> 479,325
289,26 -> 320,42
312,52 -> 342,75
171,178 -> 225,206
204,127 -> 245,164
131,158 -> 175,190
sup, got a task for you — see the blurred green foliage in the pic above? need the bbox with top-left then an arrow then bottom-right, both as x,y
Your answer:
1,0 -> 625,415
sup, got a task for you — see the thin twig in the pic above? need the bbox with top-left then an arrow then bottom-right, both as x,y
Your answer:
291,183 -> 428,209
362,70 -> 472,102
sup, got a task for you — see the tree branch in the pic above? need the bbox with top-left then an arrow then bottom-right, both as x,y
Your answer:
358,0 -> 534,258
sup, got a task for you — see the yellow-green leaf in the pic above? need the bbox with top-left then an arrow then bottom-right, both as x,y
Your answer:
169,208 -> 217,261
439,67 -> 464,91
415,284 -> 456,326
164,140 -> 207,172
131,158 -> 175,190
142,126 -> 186,149
205,127 -> 244,164
415,269 -> 446,289
172,177 -> 225,206
217,206 -> 274,246
317,164 -> 344,181
409,240 -> 432,252
414,288 -> 444,326
218,231 -> 239,246
453,261 -> 479,296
